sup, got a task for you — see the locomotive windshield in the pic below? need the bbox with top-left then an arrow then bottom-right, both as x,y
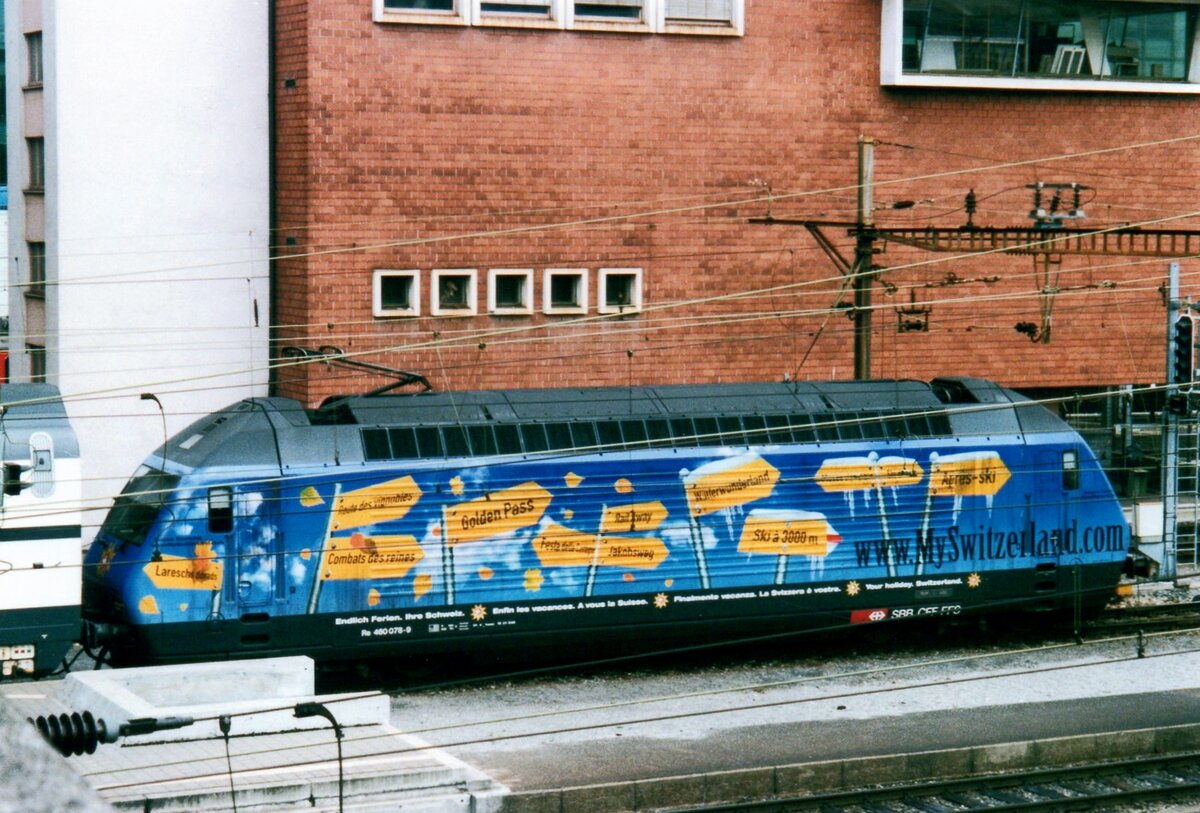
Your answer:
99,467 -> 180,546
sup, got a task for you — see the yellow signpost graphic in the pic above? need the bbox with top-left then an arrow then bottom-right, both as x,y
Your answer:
737,509 -> 841,557
928,451 -> 1011,496
331,475 -> 424,532
319,535 -> 425,581
143,554 -> 223,591
597,537 -> 668,569
600,501 -> 668,534
683,453 -> 780,517
444,481 -> 552,546
814,456 -> 924,492
532,522 -> 597,568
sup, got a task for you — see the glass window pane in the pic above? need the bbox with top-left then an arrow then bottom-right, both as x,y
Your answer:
521,424 -> 549,453
791,415 -> 817,444
668,417 -> 696,446
716,416 -> 745,445
621,420 -> 648,448
388,427 -> 419,459
764,414 -> 793,444
495,424 -> 522,454
546,422 -> 573,451
571,422 -> 598,449
741,415 -> 767,445
362,428 -> 392,461
597,421 -> 624,450
468,425 -> 498,456
813,413 -> 839,442
693,417 -> 719,445
415,426 -> 444,457
442,426 -> 470,457
645,419 -> 671,446
859,411 -> 885,439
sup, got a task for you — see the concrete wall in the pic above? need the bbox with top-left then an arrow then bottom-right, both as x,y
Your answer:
272,0 -> 1200,405
6,0 -> 271,539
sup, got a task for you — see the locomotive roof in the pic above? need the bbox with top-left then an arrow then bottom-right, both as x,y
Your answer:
155,377 -> 1072,473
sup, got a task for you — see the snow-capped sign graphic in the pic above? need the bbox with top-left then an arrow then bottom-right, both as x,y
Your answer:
737,509 -> 842,557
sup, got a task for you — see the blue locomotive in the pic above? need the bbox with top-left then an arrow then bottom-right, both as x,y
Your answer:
81,376 -> 1128,667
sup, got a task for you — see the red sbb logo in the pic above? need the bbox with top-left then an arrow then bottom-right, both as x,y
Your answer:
850,608 -> 889,624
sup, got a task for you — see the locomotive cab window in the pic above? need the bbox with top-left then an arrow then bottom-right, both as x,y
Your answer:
208,487 -> 233,534
1062,449 -> 1080,490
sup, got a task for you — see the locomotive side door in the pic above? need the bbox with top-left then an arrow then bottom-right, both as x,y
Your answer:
209,484 -> 280,615
233,486 -> 281,612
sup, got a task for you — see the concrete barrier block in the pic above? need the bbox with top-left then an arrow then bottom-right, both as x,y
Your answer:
1035,734 -> 1098,766
842,754 -> 907,787
972,741 -> 1034,773
1155,723 -> 1200,754
501,791 -> 562,813
905,748 -> 972,781
1094,728 -> 1156,760
633,775 -> 705,811
776,760 -> 842,795
704,767 -> 775,804
560,782 -> 635,813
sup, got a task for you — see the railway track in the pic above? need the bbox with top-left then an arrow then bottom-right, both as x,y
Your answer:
675,751 -> 1200,813
1087,600 -> 1200,635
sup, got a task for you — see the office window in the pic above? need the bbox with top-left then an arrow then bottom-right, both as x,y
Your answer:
885,0 -> 1200,91
660,0 -> 741,33
598,268 -> 643,314
487,269 -> 533,315
27,138 -> 44,192
26,33 -> 43,87
375,0 -> 470,23
474,0 -> 563,26
27,242 -> 45,299
431,269 -> 477,316
543,269 -> 588,315
27,345 -> 46,383
373,269 -> 420,318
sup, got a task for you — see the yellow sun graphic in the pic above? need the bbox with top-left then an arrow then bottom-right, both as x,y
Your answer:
654,593 -> 669,609
967,573 -> 982,588
846,580 -> 861,597
471,605 -> 488,621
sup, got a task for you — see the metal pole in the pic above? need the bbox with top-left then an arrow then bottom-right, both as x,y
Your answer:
854,135 -> 876,381
1162,261 -> 1180,580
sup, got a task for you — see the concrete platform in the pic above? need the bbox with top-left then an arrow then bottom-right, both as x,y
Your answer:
5,656 -> 509,812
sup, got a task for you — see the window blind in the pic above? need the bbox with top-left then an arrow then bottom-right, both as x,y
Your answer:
665,0 -> 732,19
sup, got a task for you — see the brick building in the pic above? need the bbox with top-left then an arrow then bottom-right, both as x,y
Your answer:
272,0 -> 1200,406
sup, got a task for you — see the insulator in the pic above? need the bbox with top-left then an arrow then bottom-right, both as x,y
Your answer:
28,711 -> 114,757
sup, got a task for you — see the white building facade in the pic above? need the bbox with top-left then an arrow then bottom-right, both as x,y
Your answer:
5,0 -> 271,540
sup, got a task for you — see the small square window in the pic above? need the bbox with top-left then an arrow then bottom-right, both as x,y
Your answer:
574,0 -> 643,20
431,269 -> 478,316
375,0 -> 470,24
373,269 -> 420,318
487,269 -> 533,315
543,269 -> 588,315
598,268 -> 643,315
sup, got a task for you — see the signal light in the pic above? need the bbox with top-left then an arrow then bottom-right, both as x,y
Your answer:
1174,315 -> 1197,386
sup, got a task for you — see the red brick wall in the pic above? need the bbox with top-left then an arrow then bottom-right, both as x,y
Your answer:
272,0 -> 1200,405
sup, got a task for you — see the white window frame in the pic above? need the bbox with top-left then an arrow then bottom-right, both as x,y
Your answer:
374,0 -> 470,26
880,0 -> 1200,93
487,268 -> 535,315
373,269 -> 421,318
431,268 -> 478,316
543,268 -> 589,315
473,0 -> 565,28
657,0 -> 743,36
598,267 -> 643,315
564,0 -> 654,32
